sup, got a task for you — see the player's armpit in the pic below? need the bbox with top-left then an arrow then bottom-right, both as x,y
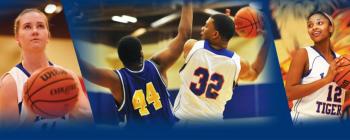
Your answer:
0,74 -> 20,128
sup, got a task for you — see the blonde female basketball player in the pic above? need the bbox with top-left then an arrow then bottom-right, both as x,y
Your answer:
0,9 -> 93,129
286,11 -> 350,125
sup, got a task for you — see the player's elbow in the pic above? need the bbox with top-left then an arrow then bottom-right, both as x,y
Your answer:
285,86 -> 297,101
285,89 -> 293,101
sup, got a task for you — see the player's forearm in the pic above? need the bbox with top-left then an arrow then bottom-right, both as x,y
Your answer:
77,58 -> 99,84
150,2 -> 193,72
286,78 -> 330,100
251,33 -> 270,79
169,2 -> 193,58
177,2 -> 193,43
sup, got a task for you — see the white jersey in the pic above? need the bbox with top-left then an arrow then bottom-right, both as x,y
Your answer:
291,46 -> 345,125
7,62 -> 70,129
173,40 -> 241,122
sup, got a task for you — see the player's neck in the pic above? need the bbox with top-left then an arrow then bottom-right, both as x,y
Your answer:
314,39 -> 332,55
22,52 -> 49,74
211,41 -> 227,50
126,63 -> 143,71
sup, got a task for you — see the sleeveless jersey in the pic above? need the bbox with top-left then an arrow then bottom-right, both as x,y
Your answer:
115,60 -> 176,127
291,46 -> 345,125
7,62 -> 69,129
173,40 -> 241,121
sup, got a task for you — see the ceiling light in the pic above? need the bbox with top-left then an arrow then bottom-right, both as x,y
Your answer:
55,5 -> 63,13
44,4 -> 57,14
122,15 -> 137,23
112,16 -> 128,23
151,13 -> 179,28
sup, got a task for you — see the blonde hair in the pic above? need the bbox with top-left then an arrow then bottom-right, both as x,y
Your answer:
14,8 -> 50,37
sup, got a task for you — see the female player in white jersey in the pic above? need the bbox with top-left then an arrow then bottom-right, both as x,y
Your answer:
286,11 -> 349,125
0,9 -> 93,129
173,10 -> 270,123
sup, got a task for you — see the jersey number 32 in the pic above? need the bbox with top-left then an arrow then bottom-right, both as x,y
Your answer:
190,67 -> 224,99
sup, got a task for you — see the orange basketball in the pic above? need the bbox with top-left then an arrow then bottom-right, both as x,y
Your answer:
23,66 -> 79,118
334,55 -> 350,90
234,6 -> 263,38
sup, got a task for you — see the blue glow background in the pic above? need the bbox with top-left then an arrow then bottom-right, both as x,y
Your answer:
1,0 -> 350,139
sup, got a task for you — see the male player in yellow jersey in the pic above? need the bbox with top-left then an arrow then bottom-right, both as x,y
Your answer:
79,2 -> 192,127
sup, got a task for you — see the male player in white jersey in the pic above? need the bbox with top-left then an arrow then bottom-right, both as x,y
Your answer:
173,10 -> 270,122
0,9 -> 93,129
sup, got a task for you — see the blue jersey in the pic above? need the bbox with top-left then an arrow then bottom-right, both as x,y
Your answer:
115,60 -> 176,127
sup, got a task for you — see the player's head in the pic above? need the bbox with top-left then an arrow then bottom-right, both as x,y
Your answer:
14,8 -> 50,52
117,36 -> 144,67
307,11 -> 334,43
201,14 -> 234,45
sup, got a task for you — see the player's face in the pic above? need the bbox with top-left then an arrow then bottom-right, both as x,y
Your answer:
307,14 -> 332,43
201,18 -> 217,40
16,12 -> 50,52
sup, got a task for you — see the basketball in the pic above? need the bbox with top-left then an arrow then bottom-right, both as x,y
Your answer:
23,66 -> 79,118
234,6 -> 263,38
334,55 -> 350,90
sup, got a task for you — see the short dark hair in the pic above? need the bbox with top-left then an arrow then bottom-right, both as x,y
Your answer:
117,36 -> 143,66
210,14 -> 235,41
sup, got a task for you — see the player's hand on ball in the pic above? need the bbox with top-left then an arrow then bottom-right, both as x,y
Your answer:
325,58 -> 342,83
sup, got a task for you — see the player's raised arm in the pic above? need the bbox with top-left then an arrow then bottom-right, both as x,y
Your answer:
78,58 -> 123,104
150,2 -> 193,76
239,31 -> 270,81
0,74 -> 20,128
224,8 -> 270,81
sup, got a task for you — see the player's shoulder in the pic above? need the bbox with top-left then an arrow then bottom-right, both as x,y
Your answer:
294,47 -> 308,59
0,73 -> 17,94
184,39 -> 198,54
185,39 -> 199,46
146,60 -> 163,75
290,48 -> 309,69
184,39 -> 205,59
0,73 -> 16,86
